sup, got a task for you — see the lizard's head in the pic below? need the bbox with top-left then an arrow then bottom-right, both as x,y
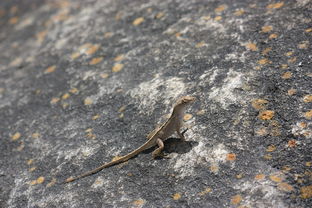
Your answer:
174,95 -> 196,109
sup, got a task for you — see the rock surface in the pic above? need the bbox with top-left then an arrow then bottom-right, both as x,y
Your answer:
0,0 -> 311,207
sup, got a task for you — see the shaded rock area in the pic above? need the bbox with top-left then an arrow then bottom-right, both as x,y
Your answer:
0,0 -> 311,207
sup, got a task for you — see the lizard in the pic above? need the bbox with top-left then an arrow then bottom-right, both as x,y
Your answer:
65,95 -> 195,183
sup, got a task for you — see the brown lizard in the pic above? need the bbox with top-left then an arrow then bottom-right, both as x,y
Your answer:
65,95 -> 195,183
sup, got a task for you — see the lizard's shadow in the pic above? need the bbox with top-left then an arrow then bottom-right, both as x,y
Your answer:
143,137 -> 198,158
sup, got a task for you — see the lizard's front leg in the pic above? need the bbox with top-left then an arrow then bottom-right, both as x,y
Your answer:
152,138 -> 164,158
176,127 -> 186,141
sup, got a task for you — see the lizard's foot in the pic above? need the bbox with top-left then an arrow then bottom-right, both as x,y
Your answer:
152,151 -> 170,159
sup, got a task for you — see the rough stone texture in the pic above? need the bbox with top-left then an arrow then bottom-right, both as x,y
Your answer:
0,0 -> 311,207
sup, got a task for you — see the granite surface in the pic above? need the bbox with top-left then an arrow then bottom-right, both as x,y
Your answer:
0,0 -> 311,207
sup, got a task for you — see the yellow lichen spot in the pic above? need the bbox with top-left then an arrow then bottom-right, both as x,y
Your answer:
175,32 -> 182,38
50,97 -> 60,104
282,165 -> 292,172
92,114 -> 100,120
300,185 -> 312,199
255,66 -> 261,70
258,110 -> 274,120
226,153 -> 236,161
100,73 -> 109,78
9,17 -> 19,24
36,176 -> 45,184
288,57 -> 297,63
251,99 -> 269,110
104,32 -> 113,38
84,97 -> 93,105
287,139 -> 297,147
236,174 -> 243,179
69,88 -> 78,94
62,103 -> 69,109
172,193 -> 181,200
27,159 -> 34,165
89,57 -> 103,65
303,110 -> 312,120
85,44 -> 100,55
210,165 -> 219,173
261,25 -> 273,33
29,167 -> 36,172
269,33 -> 278,39
156,12 -> 165,19
285,51 -> 293,56
70,52 -> 81,60
281,71 -> 292,79
234,9 -> 245,16
85,128 -> 93,133
195,41 -> 205,48
11,132 -> 21,141
183,114 -> 193,121
32,132 -> 40,139
262,47 -> 271,55
306,161 -> 312,167
267,2 -> 284,9
112,63 -> 124,72
245,43 -> 258,51
303,95 -> 312,103
196,110 -> 206,115
62,93 -> 70,100
118,105 -> 127,113
9,57 -> 23,67
215,5 -> 227,13
278,183 -> 294,192
267,145 -> 276,152
86,132 -> 96,139
269,175 -> 283,183
256,127 -> 268,136
36,30 -> 48,43
298,41 -> 309,49
119,113 -> 124,119
114,54 -> 124,62
30,180 -> 37,185
198,187 -> 212,196
258,58 -> 270,65
263,154 -> 272,160
255,174 -> 265,180
133,17 -> 144,26
201,16 -> 211,21
305,28 -> 312,33
46,178 -> 56,187
132,199 -> 144,206
214,16 -> 222,21
44,65 -> 56,74
281,64 -> 288,69
287,88 -> 297,96
231,195 -> 242,205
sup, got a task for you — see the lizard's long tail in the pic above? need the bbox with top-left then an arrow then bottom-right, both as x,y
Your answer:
65,138 -> 155,183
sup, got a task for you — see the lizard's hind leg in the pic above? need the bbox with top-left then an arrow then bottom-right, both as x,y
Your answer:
152,138 -> 164,159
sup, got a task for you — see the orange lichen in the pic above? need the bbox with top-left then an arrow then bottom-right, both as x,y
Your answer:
9,17 -> 19,24
251,99 -> 268,110
303,95 -> 312,103
156,12 -> 165,19
114,54 -> 124,61
256,127 -> 268,136
261,25 -> 273,33
84,98 -> 93,105
201,16 -> 211,21
32,132 -> 40,139
305,28 -> 312,33
196,110 -> 206,115
85,44 -> 100,55
306,161 -> 312,167
195,41 -> 205,48
36,176 -> 45,184
278,183 -> 294,192
287,140 -> 297,147
46,178 -> 56,188
132,199 -> 144,206
258,58 -> 270,65
214,16 -> 222,21
62,93 -> 70,100
36,30 -> 48,43
245,43 -> 258,51
281,71 -> 292,79
231,195 -> 242,205
255,174 -> 265,180
100,73 -> 109,78
262,47 -> 271,55
269,34 -> 278,39
288,57 -> 297,63
269,175 -> 283,183
210,165 -> 219,173
215,5 -> 227,13
69,88 -> 78,94
172,193 -> 182,200
89,57 -> 103,65
44,65 -> 56,74
298,41 -> 309,49
183,114 -> 193,121
301,185 -> 312,199
112,63 -> 124,72
198,187 -> 212,196
285,51 -> 293,56
104,32 -> 113,38
267,2 -> 284,9
92,114 -> 100,120
50,97 -> 60,104
234,9 -> 245,16
70,52 -> 81,60
226,153 -> 236,161
304,110 -> 312,119
263,154 -> 272,160
258,110 -> 274,120
266,145 -> 276,152
133,17 -> 144,26
287,88 -> 296,95
11,132 -> 21,141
